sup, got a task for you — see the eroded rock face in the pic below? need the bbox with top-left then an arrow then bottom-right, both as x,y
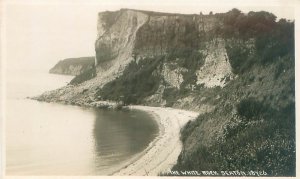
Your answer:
196,38 -> 233,88
95,9 -> 224,73
39,9 -> 235,110
95,10 -> 148,70
133,13 -> 221,58
162,63 -> 186,89
93,9 -> 233,105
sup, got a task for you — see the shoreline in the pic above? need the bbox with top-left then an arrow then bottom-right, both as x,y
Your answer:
31,97 -> 199,176
112,105 -> 199,176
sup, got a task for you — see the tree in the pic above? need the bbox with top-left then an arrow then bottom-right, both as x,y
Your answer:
224,8 -> 242,25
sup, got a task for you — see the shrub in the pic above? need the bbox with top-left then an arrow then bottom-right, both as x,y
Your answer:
162,87 -> 179,107
236,98 -> 266,120
175,105 -> 295,176
255,20 -> 294,64
225,43 -> 252,74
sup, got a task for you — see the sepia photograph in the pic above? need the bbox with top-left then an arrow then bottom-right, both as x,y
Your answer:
0,0 -> 297,178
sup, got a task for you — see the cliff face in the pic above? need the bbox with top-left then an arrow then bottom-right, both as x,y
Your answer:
133,13 -> 220,57
95,10 -> 148,72
40,9 -> 234,110
93,9 -> 233,111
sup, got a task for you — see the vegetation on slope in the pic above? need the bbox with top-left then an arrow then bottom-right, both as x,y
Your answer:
223,9 -> 294,74
97,46 -> 206,106
96,57 -> 163,105
174,56 -> 295,176
173,9 -> 295,176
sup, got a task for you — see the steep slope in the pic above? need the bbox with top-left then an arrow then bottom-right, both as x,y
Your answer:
173,54 -> 295,176
96,9 -> 233,111
172,11 -> 295,176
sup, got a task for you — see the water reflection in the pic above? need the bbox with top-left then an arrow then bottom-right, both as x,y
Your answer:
92,109 -> 159,172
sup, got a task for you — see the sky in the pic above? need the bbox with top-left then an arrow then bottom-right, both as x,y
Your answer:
1,0 -> 297,71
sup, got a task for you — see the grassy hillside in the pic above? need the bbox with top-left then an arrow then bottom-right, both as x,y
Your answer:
174,54 -> 295,176
173,10 -> 295,176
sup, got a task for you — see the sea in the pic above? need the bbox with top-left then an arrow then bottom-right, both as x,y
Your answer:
5,69 -> 158,175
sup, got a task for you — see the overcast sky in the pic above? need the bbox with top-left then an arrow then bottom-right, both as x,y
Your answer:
2,0 -> 297,70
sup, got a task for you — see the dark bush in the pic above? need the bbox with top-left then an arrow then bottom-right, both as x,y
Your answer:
225,43 -> 253,74
236,98 -> 266,120
255,20 -> 294,64
162,87 -> 179,107
222,9 -> 277,38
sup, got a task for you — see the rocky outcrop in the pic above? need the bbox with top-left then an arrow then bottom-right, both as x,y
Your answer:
162,63 -> 185,89
49,57 -> 95,76
196,38 -> 233,88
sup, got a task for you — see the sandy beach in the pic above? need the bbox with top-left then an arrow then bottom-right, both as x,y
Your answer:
112,105 -> 199,176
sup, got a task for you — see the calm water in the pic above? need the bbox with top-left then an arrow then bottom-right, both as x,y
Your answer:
5,69 -> 158,175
